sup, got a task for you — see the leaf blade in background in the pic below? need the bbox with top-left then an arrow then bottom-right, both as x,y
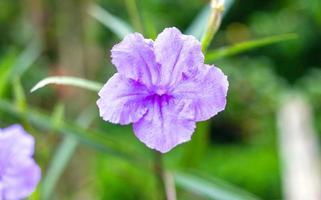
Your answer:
124,0 -> 144,33
88,4 -> 133,38
12,77 -> 33,131
12,78 -> 27,112
174,172 -> 260,200
0,39 -> 41,97
0,51 -> 17,97
10,38 -> 42,78
206,33 -> 298,62
30,76 -> 103,93
51,103 -> 65,129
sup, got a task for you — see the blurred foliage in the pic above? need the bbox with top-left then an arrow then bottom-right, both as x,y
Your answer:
0,0 -> 320,199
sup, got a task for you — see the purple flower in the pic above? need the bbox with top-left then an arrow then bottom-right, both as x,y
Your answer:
97,27 -> 228,153
0,124 -> 41,199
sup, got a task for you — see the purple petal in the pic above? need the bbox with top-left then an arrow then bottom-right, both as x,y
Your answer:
0,124 -> 41,199
97,73 -> 150,125
173,64 -> 228,121
0,124 -> 34,161
154,27 -> 204,86
111,33 -> 159,86
133,96 -> 196,153
2,156 -> 41,199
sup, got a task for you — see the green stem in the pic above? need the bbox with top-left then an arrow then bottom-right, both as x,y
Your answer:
154,152 -> 167,200
154,152 -> 177,200
201,0 -> 225,53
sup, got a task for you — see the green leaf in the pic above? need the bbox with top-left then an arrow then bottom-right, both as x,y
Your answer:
124,0 -> 144,33
12,78 -> 33,130
0,99 -> 148,165
206,33 -> 298,62
51,103 -> 65,129
141,11 -> 157,39
88,4 -> 133,38
174,172 -> 260,200
0,39 -> 41,97
12,78 -> 27,112
30,76 -> 103,93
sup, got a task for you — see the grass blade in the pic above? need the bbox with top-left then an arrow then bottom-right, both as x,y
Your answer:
206,33 -> 298,62
12,78 -> 27,112
30,76 -> 103,93
174,172 -> 260,200
12,78 -> 33,130
0,51 -> 17,97
88,4 -> 133,38
0,39 -> 41,97
51,103 -> 65,129
124,0 -> 144,33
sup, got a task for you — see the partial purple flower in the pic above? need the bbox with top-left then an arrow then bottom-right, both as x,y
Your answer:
97,27 -> 228,153
0,124 -> 41,199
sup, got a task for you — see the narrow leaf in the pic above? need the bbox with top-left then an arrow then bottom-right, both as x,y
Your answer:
11,38 -> 42,78
51,103 -> 65,129
206,33 -> 298,62
174,172 -> 260,200
88,4 -> 133,38
12,78 -> 32,130
30,76 -> 103,93
142,11 -> 157,39
124,0 -> 144,33
12,78 -> 27,112
0,51 -> 17,97
0,39 -> 41,97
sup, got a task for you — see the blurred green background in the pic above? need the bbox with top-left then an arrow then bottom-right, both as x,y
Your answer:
0,0 -> 320,199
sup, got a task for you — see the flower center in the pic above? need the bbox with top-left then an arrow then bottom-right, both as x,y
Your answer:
148,93 -> 172,104
147,86 -> 173,103
154,87 -> 168,96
